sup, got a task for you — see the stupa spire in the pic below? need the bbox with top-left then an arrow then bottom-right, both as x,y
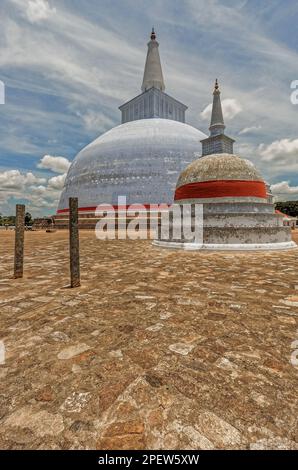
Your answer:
141,28 -> 165,92
119,29 -> 187,123
200,79 -> 235,156
209,79 -> 225,136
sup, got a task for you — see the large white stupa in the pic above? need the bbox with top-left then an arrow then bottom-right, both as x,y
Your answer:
57,29 -> 206,214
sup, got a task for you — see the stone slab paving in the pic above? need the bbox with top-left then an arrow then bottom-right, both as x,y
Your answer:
0,230 -> 298,450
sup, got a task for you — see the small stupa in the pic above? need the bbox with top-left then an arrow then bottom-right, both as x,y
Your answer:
154,81 -> 296,251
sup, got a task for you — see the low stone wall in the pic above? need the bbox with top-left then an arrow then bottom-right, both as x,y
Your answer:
53,212 -> 162,230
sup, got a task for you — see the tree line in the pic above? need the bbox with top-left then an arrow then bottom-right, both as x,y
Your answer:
275,201 -> 298,217
0,212 -> 33,226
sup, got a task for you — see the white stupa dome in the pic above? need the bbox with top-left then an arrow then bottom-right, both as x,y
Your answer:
57,119 -> 206,212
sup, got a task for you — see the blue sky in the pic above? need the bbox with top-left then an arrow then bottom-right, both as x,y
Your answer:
0,0 -> 298,216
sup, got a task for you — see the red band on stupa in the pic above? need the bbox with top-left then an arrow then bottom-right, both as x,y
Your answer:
57,206 -> 97,214
174,179 -> 267,201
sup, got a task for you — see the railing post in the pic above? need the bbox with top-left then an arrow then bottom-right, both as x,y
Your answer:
14,204 -> 25,279
69,197 -> 80,288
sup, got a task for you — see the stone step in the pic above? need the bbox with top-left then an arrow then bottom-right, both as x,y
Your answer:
199,213 -> 282,228
164,226 -> 292,244
188,202 -> 275,214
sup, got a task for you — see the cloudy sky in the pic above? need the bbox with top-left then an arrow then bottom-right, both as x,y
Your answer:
0,0 -> 298,216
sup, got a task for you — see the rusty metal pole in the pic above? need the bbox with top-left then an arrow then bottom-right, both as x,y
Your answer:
14,204 -> 25,279
69,197 -> 80,288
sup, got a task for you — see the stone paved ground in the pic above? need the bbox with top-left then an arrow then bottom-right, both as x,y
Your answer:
0,230 -> 298,450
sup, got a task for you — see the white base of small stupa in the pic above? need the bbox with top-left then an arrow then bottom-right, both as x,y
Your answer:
152,240 -> 297,251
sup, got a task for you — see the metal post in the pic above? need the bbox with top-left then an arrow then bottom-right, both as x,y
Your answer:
14,204 -> 25,279
69,197 -> 80,287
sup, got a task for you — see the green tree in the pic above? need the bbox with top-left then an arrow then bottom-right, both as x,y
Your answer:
275,201 -> 298,217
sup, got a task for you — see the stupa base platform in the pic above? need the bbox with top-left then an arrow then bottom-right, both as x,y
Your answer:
153,203 -> 297,251
53,210 -> 162,230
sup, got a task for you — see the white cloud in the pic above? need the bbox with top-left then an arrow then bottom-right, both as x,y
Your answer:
30,185 -> 47,196
221,99 -> 242,120
2,0 -> 298,213
80,111 -> 115,132
239,125 -> 262,135
259,138 -> 298,162
3,0 -> 297,148
270,181 -> 298,196
200,98 -> 242,121
48,173 -> 67,190
37,155 -> 71,173
26,0 -> 56,23
0,168 -> 65,217
0,170 -> 46,190
5,0 -> 143,105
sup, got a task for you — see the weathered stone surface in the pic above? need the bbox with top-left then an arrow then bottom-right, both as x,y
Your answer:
35,386 -> 55,402
281,296 -> 298,307
69,197 -> 80,288
250,437 -> 298,450
96,419 -> 145,450
104,420 -> 144,437
169,343 -> 195,356
60,392 -> 91,413
50,331 -> 70,342
181,425 -> 215,450
58,343 -> 90,360
144,373 -> 163,388
0,230 -> 298,449
195,412 -> 242,448
146,323 -> 164,332
14,204 -> 25,279
96,434 -> 145,450
3,406 -> 64,437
